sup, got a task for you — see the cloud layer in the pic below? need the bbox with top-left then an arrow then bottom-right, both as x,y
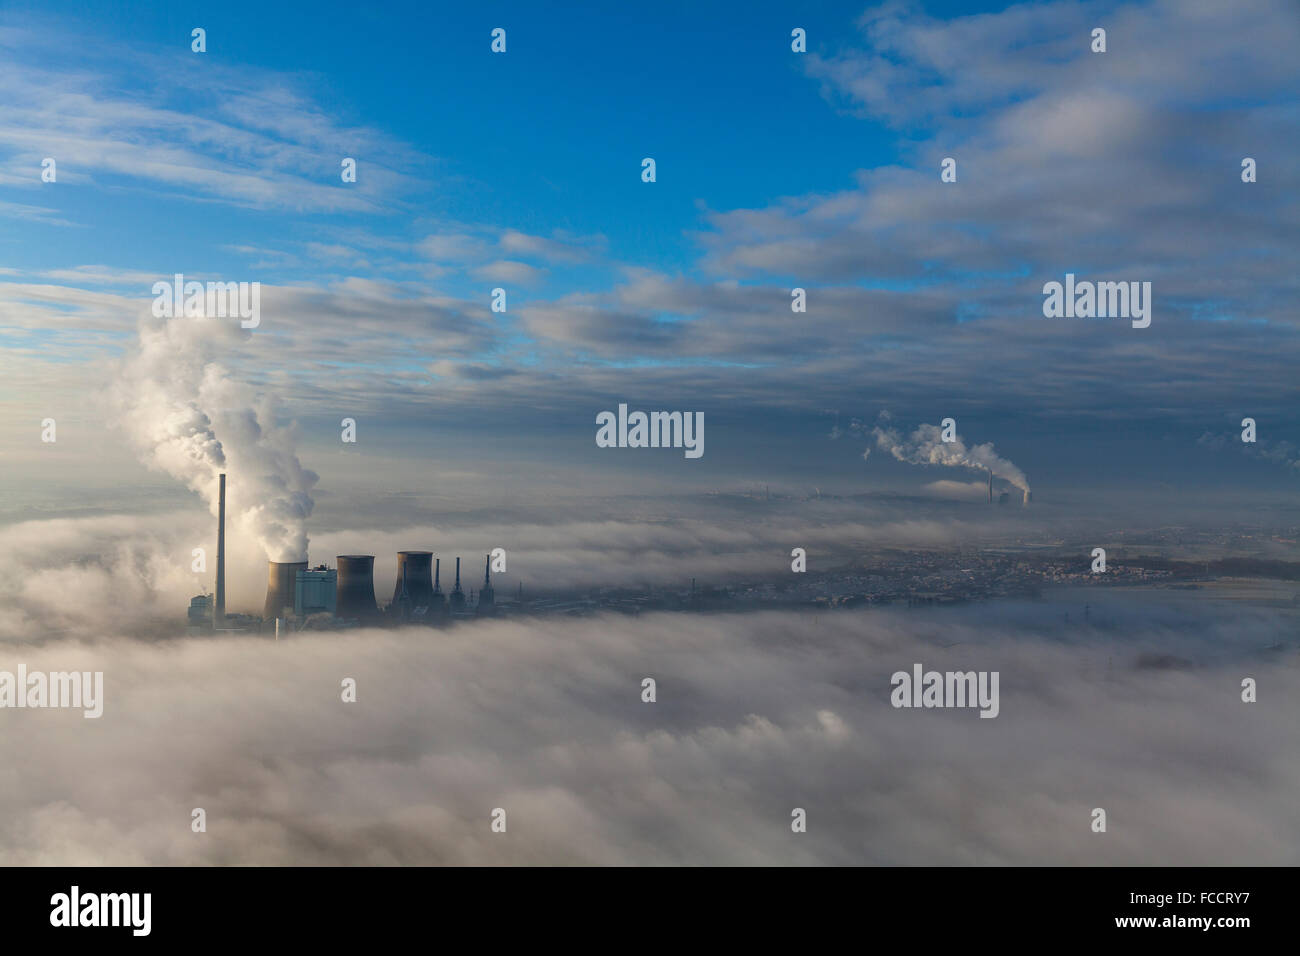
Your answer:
2,596 -> 1295,864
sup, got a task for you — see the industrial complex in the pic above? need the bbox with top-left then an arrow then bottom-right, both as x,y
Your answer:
186,474 -> 499,635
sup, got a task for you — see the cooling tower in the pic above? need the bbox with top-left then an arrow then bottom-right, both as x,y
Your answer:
336,554 -> 378,621
264,560 -> 307,620
392,551 -> 436,609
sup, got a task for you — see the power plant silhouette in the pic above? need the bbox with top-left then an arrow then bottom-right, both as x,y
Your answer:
189,474 -> 504,634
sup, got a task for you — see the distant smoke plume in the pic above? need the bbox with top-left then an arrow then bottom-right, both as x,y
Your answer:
111,311 -> 317,562
870,420 -> 1031,498
1198,431 -> 1300,473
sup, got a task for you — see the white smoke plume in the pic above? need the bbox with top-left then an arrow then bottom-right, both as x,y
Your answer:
870,420 -> 1031,498
111,311 -> 318,562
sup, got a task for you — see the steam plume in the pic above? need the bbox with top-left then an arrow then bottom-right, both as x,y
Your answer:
111,310 -> 317,562
871,421 -> 1031,499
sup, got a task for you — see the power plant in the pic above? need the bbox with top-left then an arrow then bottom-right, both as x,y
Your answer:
987,469 -> 1031,507
187,474 -> 505,635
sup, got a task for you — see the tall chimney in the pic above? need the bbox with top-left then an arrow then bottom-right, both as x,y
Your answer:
264,560 -> 307,621
449,557 -> 466,611
393,551 -> 436,610
336,555 -> 379,622
478,553 -> 495,613
988,470 -> 994,503
215,473 -> 226,629
432,558 -> 448,616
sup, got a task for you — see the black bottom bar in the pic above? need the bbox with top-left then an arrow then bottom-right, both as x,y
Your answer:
4,866 -> 1287,942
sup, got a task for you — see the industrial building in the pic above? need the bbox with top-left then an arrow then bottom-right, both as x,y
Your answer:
187,594 -> 212,634
296,566 -> 337,616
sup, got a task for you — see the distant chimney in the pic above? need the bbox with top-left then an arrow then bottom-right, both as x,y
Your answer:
988,470 -> 994,503
264,560 -> 307,621
336,555 -> 379,622
478,553 -> 495,613
215,473 -> 226,629
449,557 -> 466,611
431,558 -> 448,616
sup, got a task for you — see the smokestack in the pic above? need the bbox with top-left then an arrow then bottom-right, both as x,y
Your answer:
988,470 -> 994,503
1023,489 -> 1031,506
264,560 -> 307,621
449,557 -> 466,611
336,555 -> 378,622
215,473 -> 226,629
392,551 -> 436,610
478,553 -> 495,613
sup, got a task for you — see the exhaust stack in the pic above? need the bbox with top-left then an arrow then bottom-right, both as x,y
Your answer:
478,553 -> 495,613
215,473 -> 226,629
264,560 -> 307,621
988,470 -> 994,503
432,558 -> 448,616
336,555 -> 379,622
449,557 -> 466,611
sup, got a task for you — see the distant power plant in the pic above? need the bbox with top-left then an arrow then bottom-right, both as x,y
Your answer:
987,469 -> 1032,507
186,473 -> 504,635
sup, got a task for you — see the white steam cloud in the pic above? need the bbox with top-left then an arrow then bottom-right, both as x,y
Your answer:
111,310 -> 318,562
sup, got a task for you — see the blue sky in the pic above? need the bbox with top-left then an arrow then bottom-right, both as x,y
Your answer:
0,0 -> 1027,296
1,0 -> 1298,520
